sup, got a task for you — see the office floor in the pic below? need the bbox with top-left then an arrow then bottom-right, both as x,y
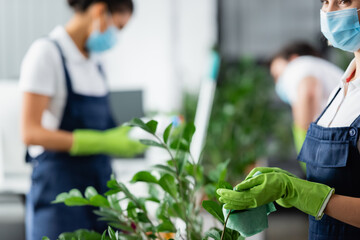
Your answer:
266,207 -> 309,240
0,194 -> 25,240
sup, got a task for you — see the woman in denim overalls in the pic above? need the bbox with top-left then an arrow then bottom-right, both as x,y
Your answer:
20,1 -> 145,240
217,0 -> 360,239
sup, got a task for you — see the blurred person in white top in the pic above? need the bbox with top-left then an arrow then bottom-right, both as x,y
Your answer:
270,42 -> 344,157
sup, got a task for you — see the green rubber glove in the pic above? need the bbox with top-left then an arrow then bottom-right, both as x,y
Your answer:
217,170 -> 334,219
70,126 -> 146,158
244,167 -> 298,180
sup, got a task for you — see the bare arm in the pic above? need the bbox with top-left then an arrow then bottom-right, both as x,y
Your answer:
325,194 -> 360,228
21,92 -> 73,152
292,76 -> 322,131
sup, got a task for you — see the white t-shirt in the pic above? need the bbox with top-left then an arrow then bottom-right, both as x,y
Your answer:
280,56 -> 344,109
20,26 -> 109,157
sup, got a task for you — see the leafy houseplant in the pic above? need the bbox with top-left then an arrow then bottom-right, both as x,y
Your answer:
184,57 -> 294,183
50,118 -> 244,240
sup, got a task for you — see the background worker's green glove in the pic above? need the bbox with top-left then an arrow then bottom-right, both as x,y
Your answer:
217,171 -> 334,219
70,126 -> 146,158
292,124 -> 307,172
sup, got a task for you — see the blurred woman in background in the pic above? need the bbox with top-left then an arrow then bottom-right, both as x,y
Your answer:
270,42 -> 343,167
20,1 -> 145,239
218,0 -> 360,239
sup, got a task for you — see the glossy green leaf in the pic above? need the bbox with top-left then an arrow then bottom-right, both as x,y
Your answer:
85,187 -> 98,199
64,197 -> 89,206
107,226 -> 116,240
185,163 -> 204,183
156,202 -> 168,221
204,184 -> 217,199
52,192 -> 70,204
107,195 -> 122,212
57,229 -> 104,240
107,222 -> 134,232
145,197 -> 160,203
69,189 -> 83,198
93,208 -> 119,218
139,139 -> 165,149
107,179 -> 119,189
97,216 -> 119,223
163,123 -> 173,144
138,198 -> 147,212
137,212 -> 151,223
101,230 -> 107,240
170,202 -> 186,220
146,120 -> 158,134
183,122 -> 196,143
113,233 -> 139,240
175,151 -> 187,176
42,237 -> 50,240
152,164 -> 176,176
148,233 -> 157,239
158,174 -> 177,199
117,182 -> 139,207
169,138 -> 189,151
217,181 -> 233,190
202,200 -> 224,224
89,195 -> 110,207
131,171 -> 158,184
148,184 -> 159,199
127,201 -> 137,219
104,189 -> 122,196
128,118 -> 151,133
157,220 -> 176,232
204,229 -> 221,240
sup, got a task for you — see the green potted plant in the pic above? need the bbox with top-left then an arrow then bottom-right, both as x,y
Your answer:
48,118 -> 244,240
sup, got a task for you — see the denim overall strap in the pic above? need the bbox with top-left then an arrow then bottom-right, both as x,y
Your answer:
297,87 -> 360,239
26,40 -> 114,240
51,40 -> 74,94
315,88 -> 341,124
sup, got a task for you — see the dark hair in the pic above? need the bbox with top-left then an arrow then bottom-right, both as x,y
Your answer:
67,0 -> 134,13
270,41 -> 322,64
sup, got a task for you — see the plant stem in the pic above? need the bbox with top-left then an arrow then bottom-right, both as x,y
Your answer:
189,152 -> 198,188
153,134 -> 194,239
221,211 -> 231,240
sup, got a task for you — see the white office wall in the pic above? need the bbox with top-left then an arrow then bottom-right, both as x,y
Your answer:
0,0 -> 72,79
220,0 -> 323,60
104,0 -> 217,113
176,0 -> 218,92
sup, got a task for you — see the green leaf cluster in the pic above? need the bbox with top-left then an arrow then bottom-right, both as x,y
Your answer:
50,118 -> 243,240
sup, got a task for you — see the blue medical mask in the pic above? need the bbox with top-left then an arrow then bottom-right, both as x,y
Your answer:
275,77 -> 290,105
320,8 -> 360,52
86,25 -> 118,53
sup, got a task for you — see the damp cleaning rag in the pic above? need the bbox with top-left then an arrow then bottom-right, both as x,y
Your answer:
223,171 -> 277,237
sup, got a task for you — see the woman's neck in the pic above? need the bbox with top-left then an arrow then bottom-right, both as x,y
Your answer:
65,14 -> 91,58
